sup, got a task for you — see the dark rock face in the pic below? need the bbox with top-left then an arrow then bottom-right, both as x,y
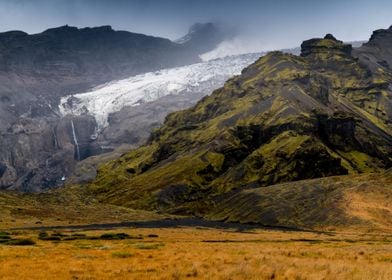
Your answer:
0,115 -> 98,191
316,113 -> 357,150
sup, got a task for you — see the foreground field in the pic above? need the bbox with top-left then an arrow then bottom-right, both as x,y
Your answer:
0,226 -> 391,280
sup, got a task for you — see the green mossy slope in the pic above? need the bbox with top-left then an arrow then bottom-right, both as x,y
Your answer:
88,34 -> 392,215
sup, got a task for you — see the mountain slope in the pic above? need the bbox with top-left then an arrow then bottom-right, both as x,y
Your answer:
208,171 -> 392,232
0,188 -> 167,229
88,33 -> 392,216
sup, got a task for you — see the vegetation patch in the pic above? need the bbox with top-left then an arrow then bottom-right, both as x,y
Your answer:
5,238 -> 36,246
134,242 -> 165,250
112,251 -> 134,258
36,231 -> 144,242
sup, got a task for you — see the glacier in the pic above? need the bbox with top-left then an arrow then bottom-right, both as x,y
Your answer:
59,53 -> 263,129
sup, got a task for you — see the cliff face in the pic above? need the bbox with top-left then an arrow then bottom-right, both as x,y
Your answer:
88,34 -> 392,215
0,116 -> 98,191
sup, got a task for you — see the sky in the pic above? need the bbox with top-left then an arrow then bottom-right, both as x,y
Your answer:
1,0 -> 392,55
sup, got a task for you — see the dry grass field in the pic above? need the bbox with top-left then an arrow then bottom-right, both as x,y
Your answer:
0,226 -> 391,280
1,172 -> 391,279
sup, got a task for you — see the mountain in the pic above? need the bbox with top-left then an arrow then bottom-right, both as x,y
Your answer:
87,32 -> 392,218
0,23 -> 230,191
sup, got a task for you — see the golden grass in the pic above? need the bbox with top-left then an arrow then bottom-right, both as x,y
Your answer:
0,227 -> 391,280
343,187 -> 392,231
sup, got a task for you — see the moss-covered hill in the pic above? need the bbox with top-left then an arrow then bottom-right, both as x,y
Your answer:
207,171 -> 392,233
87,33 -> 392,215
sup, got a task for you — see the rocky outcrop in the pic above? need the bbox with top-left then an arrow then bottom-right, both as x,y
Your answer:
301,34 -> 353,57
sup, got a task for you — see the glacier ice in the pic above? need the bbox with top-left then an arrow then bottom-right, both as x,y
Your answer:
59,52 -> 263,129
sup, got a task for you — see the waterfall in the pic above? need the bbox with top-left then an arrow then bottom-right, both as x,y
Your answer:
70,120 -> 80,161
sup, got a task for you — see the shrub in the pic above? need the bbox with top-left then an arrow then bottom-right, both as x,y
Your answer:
135,243 -> 164,250
112,252 -> 134,258
7,239 -> 36,246
99,233 -> 131,240
51,232 -> 68,237
71,233 -> 87,237
39,236 -> 61,241
63,236 -> 78,241
38,231 -> 48,239
0,236 -> 11,240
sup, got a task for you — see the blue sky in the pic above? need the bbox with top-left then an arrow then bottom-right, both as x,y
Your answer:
0,0 -> 392,52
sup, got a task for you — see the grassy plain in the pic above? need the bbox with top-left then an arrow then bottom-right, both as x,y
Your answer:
0,226 -> 391,280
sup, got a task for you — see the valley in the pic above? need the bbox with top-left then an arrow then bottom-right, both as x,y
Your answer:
0,4 -> 391,278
